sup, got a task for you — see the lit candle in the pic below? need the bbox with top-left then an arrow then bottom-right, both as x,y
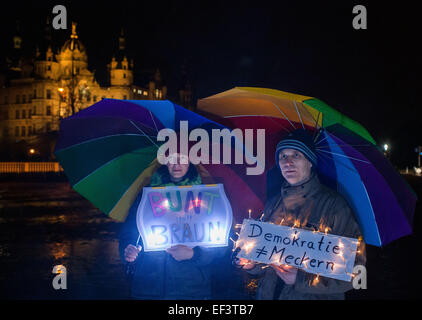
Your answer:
248,209 -> 251,219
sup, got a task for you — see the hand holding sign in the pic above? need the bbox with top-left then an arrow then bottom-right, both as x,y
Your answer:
271,264 -> 298,285
236,258 -> 255,270
124,244 -> 142,263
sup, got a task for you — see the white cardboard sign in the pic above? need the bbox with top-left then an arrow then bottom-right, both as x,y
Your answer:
237,219 -> 359,281
136,184 -> 233,251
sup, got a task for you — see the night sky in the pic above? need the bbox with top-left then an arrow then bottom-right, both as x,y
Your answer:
1,1 -> 420,166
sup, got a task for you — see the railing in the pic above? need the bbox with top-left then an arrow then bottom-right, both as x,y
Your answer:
0,162 -> 64,173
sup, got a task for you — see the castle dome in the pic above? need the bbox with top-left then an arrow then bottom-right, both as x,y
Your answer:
60,22 -> 86,54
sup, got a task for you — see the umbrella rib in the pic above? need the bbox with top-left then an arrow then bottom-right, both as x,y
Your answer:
315,135 -> 329,146
316,144 -> 372,149
129,120 -> 160,149
317,151 -> 361,175
317,149 -> 371,164
148,110 -> 159,133
293,101 -> 305,130
56,133 -> 157,153
270,102 -> 297,130
312,111 -> 322,141
64,115 -> 156,132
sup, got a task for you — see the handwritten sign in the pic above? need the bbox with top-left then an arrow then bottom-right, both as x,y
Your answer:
237,219 -> 359,281
136,184 -> 233,251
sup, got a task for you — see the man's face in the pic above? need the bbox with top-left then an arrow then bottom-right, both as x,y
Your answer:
278,149 -> 313,186
167,154 -> 190,179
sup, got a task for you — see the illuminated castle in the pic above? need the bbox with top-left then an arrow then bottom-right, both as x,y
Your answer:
0,21 -> 174,146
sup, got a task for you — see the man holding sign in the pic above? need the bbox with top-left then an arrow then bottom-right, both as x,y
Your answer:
119,153 -> 226,299
237,129 -> 366,300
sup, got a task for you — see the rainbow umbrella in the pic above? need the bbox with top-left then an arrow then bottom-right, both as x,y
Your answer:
54,99 -> 225,222
197,87 -> 417,246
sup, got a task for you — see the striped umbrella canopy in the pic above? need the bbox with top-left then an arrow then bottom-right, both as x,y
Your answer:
54,98 -> 264,223
198,87 -> 376,144
54,99 -> 227,222
197,87 -> 417,246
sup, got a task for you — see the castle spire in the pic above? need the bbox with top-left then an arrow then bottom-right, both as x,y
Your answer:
70,22 -> 78,50
118,27 -> 126,51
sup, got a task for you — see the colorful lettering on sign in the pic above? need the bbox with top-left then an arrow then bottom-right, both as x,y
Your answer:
149,192 -> 167,217
148,190 -> 222,217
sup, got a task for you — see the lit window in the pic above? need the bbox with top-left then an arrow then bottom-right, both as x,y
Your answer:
138,90 -> 142,94
143,91 -> 148,96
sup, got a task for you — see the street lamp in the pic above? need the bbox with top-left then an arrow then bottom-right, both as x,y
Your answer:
383,143 -> 390,159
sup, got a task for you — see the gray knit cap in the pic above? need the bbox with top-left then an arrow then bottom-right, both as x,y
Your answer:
275,129 -> 317,167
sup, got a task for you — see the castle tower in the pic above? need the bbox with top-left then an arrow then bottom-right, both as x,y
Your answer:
34,16 -> 60,80
109,28 -> 133,86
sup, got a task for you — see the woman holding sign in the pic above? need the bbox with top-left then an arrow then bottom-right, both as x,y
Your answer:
119,153 -> 225,300
237,129 -> 366,300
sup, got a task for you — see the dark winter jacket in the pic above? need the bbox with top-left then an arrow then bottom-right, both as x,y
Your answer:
247,172 -> 366,300
119,164 -> 225,299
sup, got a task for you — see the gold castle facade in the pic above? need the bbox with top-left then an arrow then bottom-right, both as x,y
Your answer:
0,23 -> 169,145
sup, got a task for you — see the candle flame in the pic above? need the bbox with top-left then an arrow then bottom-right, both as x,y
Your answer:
312,273 -> 320,286
243,242 -> 254,254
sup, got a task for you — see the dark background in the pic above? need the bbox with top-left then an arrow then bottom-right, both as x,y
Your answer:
1,1 -> 420,168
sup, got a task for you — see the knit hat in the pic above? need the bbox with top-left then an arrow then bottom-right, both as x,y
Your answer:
275,129 -> 317,167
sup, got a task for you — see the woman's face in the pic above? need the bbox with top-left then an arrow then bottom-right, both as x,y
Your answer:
167,154 -> 190,179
